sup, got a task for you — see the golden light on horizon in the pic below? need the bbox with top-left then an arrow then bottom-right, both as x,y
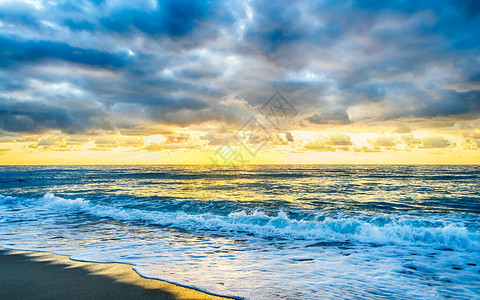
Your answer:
1,123 -> 479,165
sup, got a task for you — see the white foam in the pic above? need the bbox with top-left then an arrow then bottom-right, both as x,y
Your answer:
3,193 -> 479,250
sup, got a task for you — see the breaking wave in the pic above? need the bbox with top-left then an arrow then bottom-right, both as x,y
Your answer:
2,193 -> 479,250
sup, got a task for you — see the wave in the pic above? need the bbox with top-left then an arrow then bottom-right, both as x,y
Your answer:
1,193 -> 479,250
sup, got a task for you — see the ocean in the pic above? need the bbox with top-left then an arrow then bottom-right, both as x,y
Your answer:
0,165 -> 479,299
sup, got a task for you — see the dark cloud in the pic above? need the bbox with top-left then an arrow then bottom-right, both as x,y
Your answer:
0,98 -> 112,134
0,0 -> 478,135
94,0 -> 236,50
0,36 -> 129,69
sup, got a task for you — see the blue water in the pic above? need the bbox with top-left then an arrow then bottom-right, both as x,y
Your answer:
0,165 -> 479,299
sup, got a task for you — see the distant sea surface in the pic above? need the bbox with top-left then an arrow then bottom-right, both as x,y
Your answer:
1,165 -> 479,299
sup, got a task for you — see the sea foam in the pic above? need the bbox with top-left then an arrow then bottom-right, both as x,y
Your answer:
2,193 -> 479,250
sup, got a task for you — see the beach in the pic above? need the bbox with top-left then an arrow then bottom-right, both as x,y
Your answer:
0,248 -> 231,300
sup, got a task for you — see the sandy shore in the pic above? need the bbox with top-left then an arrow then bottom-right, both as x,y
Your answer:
0,248 -> 234,300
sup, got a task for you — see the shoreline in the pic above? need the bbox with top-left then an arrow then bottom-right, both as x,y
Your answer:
0,247 -> 236,300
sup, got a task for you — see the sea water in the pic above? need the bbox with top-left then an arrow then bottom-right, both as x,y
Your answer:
0,165 -> 479,299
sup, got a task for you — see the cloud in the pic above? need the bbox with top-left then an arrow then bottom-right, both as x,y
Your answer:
166,133 -> 190,143
0,98 -> 112,134
402,134 -> 422,146
0,0 -> 479,139
306,112 -> 351,125
143,142 -> 165,152
328,134 -> 352,146
304,139 -> 332,152
421,136 -> 454,148
303,134 -> 353,151
26,135 -> 88,151
285,132 -> 294,142
394,123 -> 411,134
0,36 -> 129,69
373,136 -> 396,147
99,0 -> 234,43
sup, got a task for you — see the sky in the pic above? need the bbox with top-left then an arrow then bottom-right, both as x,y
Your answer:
0,0 -> 479,164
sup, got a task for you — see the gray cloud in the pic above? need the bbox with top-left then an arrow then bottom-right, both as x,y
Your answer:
0,98 -> 112,134
0,0 -> 478,136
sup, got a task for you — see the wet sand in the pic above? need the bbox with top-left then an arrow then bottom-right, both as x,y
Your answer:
0,248 -> 233,300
